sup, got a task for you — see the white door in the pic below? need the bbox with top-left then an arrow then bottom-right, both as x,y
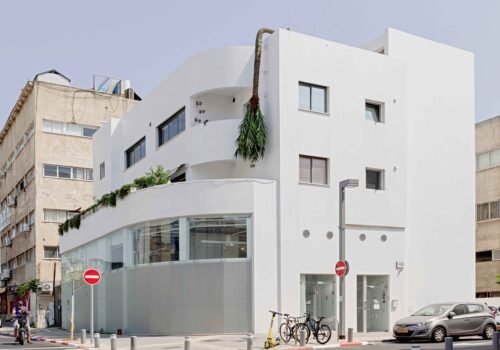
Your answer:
357,275 -> 389,332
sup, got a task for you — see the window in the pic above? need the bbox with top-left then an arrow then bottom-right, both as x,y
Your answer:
477,148 -> 500,171
366,169 -> 384,190
43,209 -> 76,223
43,164 -> 93,181
467,304 -> 484,314
158,108 -> 186,146
476,250 -> 492,262
125,137 -> 146,168
26,249 -> 33,262
16,254 -> 25,267
44,246 -> 60,259
477,200 -> 500,221
100,162 -> 105,180
299,155 -> 328,185
299,82 -> 327,113
111,244 -> 124,270
365,102 -> 383,123
452,304 -> 467,316
188,216 -> 248,260
170,172 -> 186,183
133,219 -> 179,264
42,119 -> 98,138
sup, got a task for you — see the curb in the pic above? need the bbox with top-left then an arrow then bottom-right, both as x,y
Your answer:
0,331 -> 88,349
285,342 -> 371,349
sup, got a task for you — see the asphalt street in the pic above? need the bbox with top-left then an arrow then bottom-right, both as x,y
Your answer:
345,338 -> 494,350
0,334 -> 70,349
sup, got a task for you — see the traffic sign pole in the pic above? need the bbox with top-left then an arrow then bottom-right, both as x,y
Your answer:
90,284 -> 94,344
83,269 -> 101,344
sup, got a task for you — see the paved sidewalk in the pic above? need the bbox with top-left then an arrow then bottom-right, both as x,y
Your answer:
0,327 -> 386,349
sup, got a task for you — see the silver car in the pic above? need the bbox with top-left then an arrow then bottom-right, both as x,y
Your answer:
393,303 -> 496,342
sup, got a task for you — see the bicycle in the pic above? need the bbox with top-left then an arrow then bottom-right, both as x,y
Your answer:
295,312 -> 332,344
279,314 -> 302,343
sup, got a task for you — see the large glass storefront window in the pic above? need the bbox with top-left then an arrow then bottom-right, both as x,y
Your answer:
188,217 -> 248,260
133,219 -> 179,264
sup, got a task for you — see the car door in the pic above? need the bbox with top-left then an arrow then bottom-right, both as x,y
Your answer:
446,304 -> 469,335
466,304 -> 488,334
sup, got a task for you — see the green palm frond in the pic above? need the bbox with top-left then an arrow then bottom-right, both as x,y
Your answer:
235,105 -> 267,166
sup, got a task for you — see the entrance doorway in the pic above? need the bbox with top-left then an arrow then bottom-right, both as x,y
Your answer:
356,275 -> 389,332
300,274 -> 336,329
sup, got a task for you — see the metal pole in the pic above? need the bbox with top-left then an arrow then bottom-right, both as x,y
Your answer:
70,281 -> 75,340
339,185 -> 346,339
184,336 -> 191,350
130,336 -> 137,350
445,337 -> 453,350
347,328 -> 353,342
81,329 -> 86,344
90,285 -> 94,344
246,333 -> 253,350
300,328 -> 306,346
110,334 -> 117,350
493,332 -> 499,350
94,333 -> 101,348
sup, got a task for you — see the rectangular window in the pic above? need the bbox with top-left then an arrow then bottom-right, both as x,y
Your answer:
158,108 -> 186,146
125,137 -> 146,168
58,166 -> 72,179
26,249 -> 33,262
490,200 -> 500,219
133,219 -> 179,264
42,119 -> 98,138
44,246 -> 60,259
366,168 -> 384,190
111,244 -> 124,270
43,164 -> 93,181
299,82 -> 327,113
16,254 -> 25,267
43,209 -> 76,223
188,216 -> 248,260
365,102 -> 383,123
477,148 -> 500,171
100,162 -> 105,180
43,164 -> 58,177
476,250 -> 492,262
299,155 -> 328,185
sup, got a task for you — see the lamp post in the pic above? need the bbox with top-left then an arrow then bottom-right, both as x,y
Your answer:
338,179 -> 359,339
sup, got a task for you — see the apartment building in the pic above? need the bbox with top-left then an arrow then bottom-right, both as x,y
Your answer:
60,28 -> 475,335
0,70 -> 139,327
476,115 -> 500,298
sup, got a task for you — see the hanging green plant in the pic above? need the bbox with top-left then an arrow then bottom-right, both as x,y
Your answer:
235,28 -> 274,167
16,279 -> 40,298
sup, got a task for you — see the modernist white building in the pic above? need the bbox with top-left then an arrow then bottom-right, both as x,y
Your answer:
59,28 -> 475,335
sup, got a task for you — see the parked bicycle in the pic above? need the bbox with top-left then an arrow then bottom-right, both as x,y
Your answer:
278,313 -> 303,343
294,312 -> 332,344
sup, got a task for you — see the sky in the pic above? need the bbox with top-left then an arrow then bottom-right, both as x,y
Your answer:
0,0 -> 499,123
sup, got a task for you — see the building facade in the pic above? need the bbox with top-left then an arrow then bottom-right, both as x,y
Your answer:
0,71 -> 138,327
60,28 -> 475,335
476,116 -> 500,298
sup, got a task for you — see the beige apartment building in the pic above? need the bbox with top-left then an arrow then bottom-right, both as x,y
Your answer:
476,115 -> 500,298
0,70 -> 138,327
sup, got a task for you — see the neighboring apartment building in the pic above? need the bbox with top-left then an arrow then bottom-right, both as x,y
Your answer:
476,115 -> 500,298
0,70 -> 139,327
60,28 -> 475,335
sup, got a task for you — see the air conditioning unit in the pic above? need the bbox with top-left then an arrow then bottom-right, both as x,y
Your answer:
6,196 -> 16,207
5,237 -> 12,247
1,269 -> 12,281
40,282 -> 53,294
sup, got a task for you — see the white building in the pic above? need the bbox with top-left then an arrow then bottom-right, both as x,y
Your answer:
59,28 -> 475,335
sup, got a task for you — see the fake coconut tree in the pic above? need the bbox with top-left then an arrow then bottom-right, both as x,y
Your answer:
235,28 -> 274,166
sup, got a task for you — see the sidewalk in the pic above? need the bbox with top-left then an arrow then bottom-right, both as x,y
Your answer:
0,327 -> 388,349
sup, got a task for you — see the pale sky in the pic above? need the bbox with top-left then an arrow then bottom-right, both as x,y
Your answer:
1,0 -> 498,123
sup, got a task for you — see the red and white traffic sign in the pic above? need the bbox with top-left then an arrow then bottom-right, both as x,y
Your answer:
83,269 -> 101,285
335,260 -> 349,277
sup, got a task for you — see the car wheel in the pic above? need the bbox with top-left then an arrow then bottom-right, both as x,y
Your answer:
432,327 -> 446,343
483,324 -> 495,340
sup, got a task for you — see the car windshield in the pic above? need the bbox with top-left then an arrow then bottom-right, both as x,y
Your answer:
412,304 -> 453,317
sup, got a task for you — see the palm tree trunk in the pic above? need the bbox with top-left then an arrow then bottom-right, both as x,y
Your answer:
250,28 -> 274,112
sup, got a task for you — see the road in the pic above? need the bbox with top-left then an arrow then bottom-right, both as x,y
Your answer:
346,338 -> 494,350
0,333 -> 71,349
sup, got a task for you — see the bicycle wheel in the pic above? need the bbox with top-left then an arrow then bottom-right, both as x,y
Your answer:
316,324 -> 332,344
295,323 -> 310,344
279,323 -> 292,343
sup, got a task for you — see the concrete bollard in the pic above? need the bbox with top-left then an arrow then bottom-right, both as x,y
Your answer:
184,336 -> 191,350
493,332 -> 499,350
110,334 -> 117,350
94,333 -> 101,348
300,328 -> 306,346
347,328 -> 353,342
445,337 -> 453,350
130,336 -> 137,350
246,333 -> 253,350
81,329 -> 86,344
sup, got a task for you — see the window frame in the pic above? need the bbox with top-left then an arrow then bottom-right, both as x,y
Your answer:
42,119 -> 98,138
298,82 -> 328,114
366,168 -> 385,190
99,162 -> 106,180
43,246 -> 60,260
299,155 -> 329,186
125,137 -> 146,169
157,107 -> 186,147
43,164 -> 93,182
365,100 -> 384,123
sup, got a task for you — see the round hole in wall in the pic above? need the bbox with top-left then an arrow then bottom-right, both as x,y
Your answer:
326,231 -> 333,240
381,234 -> 388,242
359,233 -> 366,241
302,229 -> 310,238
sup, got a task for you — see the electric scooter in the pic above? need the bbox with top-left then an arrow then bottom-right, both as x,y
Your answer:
264,310 -> 281,349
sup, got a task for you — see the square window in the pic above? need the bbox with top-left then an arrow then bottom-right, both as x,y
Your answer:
299,155 -> 328,185
365,102 -> 383,123
44,165 -> 57,177
366,168 -> 384,190
299,82 -> 327,113
52,121 -> 63,134
44,246 -> 59,259
42,120 -> 53,133
58,166 -> 72,179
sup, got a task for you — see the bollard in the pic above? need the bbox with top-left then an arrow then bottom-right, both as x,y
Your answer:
184,336 -> 191,350
445,337 -> 453,350
300,328 -> 306,346
81,329 -> 87,344
347,328 -> 353,342
493,332 -> 499,350
94,333 -> 101,348
246,333 -> 253,350
110,334 -> 117,350
130,336 -> 137,350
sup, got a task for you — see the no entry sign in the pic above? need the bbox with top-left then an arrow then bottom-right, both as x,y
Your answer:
83,269 -> 101,285
335,260 -> 349,277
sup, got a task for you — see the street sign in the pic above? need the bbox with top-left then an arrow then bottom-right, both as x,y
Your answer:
83,269 -> 101,286
335,260 -> 349,277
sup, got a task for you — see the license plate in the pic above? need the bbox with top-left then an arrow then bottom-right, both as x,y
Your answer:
398,327 -> 409,333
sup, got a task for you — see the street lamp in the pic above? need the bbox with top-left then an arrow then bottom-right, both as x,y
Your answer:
338,179 -> 359,339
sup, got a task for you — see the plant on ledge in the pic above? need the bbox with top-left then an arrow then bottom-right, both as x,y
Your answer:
235,28 -> 274,167
16,279 -> 40,298
59,165 -> 170,235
